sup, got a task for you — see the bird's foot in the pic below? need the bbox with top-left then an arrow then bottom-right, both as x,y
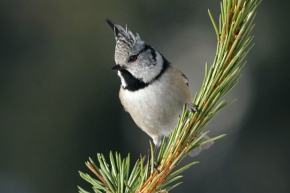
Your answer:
186,103 -> 198,112
148,149 -> 160,173
153,162 -> 159,173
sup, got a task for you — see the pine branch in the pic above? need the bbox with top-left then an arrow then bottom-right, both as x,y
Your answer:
78,0 -> 261,192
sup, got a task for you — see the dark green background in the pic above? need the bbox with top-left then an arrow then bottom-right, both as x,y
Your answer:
1,1 -> 289,192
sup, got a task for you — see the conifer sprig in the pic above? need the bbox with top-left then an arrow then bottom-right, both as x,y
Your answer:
78,0 -> 261,192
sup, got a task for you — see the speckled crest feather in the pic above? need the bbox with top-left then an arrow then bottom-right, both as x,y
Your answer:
106,19 -> 144,64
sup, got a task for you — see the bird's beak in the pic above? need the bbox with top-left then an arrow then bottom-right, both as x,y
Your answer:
111,64 -> 123,71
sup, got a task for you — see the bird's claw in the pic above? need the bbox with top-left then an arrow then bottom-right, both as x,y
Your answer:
186,103 -> 198,112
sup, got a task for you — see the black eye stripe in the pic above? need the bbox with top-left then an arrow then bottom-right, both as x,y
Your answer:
134,44 -> 157,62
150,48 -> 156,62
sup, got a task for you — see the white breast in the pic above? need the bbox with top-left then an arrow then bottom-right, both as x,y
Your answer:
119,66 -> 192,140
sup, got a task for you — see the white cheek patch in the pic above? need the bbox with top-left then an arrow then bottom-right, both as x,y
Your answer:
155,52 -> 163,69
148,64 -> 155,68
118,70 -> 127,88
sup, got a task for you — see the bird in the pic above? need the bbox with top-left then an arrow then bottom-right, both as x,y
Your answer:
106,19 -> 212,155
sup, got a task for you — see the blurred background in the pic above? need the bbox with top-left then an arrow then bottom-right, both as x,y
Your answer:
0,0 -> 289,192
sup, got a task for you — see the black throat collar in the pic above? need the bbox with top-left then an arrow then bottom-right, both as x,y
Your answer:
119,57 -> 170,92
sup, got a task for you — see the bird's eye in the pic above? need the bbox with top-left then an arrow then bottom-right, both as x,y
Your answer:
129,55 -> 138,62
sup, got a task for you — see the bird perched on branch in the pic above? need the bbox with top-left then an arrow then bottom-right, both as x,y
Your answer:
106,19 -> 212,155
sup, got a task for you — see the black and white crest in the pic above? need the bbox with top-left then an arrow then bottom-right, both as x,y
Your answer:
106,19 -> 145,65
